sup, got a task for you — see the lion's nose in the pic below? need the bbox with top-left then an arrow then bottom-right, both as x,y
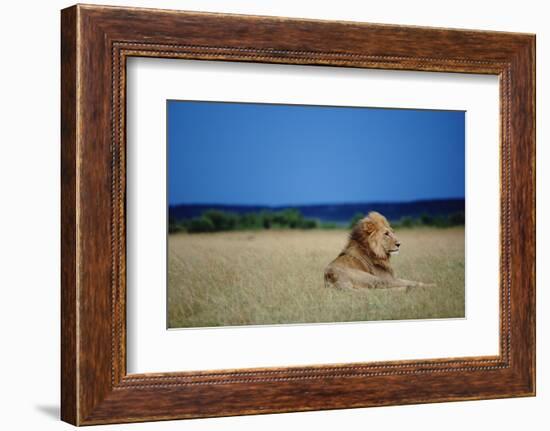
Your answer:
396,242 -> 401,247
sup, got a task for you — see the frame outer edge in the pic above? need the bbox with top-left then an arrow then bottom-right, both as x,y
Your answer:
524,34 -> 536,395
60,4 -> 536,424
61,4 -> 80,426
526,35 -> 536,396
531,34 -> 536,396
508,35 -> 536,395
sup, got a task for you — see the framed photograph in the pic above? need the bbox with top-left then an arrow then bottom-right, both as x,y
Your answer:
61,4 -> 535,425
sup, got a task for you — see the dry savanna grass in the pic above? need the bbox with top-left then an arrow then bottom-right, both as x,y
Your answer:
167,227 -> 465,328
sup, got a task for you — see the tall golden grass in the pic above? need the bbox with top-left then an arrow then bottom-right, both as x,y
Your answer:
167,227 -> 465,328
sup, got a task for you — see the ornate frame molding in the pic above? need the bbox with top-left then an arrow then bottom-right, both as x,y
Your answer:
61,5 -> 534,425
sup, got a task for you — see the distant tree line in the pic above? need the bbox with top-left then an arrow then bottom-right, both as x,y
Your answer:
169,209 -> 465,234
169,209 -> 322,233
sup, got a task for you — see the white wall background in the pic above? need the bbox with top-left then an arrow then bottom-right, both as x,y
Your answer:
0,1 -> 545,429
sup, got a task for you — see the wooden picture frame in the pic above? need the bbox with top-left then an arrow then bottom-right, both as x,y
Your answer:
61,4 -> 535,425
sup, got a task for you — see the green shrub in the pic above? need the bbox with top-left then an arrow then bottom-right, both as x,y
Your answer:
320,222 -> 338,230
272,209 -> 300,228
168,223 -> 182,233
188,217 -> 215,233
299,219 -> 318,229
419,213 -> 434,226
168,215 -> 188,233
399,216 -> 414,228
239,212 -> 261,229
203,210 -> 238,231
260,211 -> 273,229
448,212 -> 465,226
433,215 -> 451,228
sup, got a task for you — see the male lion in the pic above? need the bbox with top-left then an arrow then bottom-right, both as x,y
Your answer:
324,211 -> 433,290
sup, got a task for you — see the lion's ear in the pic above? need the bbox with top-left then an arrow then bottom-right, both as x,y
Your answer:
363,219 -> 376,235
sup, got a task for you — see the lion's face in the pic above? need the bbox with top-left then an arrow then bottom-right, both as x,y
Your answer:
374,225 -> 401,256
351,211 -> 401,259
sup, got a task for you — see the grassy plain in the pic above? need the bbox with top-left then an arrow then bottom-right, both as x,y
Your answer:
167,227 -> 465,328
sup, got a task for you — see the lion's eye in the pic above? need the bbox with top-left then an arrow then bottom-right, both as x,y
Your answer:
385,231 -> 390,236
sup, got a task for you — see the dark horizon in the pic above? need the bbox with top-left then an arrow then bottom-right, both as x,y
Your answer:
169,196 -> 465,209
169,197 -> 465,225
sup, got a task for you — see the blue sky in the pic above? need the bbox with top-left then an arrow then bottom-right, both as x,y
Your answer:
167,100 -> 465,206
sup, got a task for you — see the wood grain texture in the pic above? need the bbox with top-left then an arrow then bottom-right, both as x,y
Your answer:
60,5 -> 78,425
60,4 -> 535,425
